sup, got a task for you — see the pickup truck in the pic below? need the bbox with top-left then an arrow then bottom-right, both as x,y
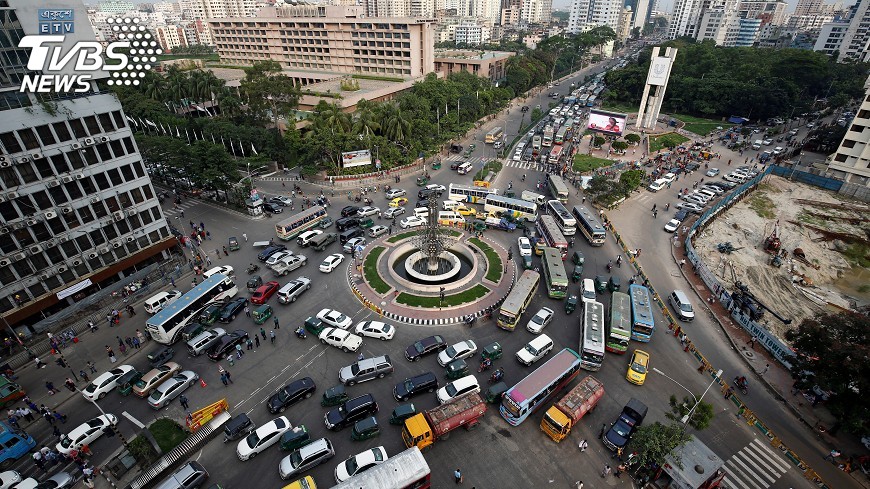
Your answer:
271,255 -> 307,276
485,216 -> 517,232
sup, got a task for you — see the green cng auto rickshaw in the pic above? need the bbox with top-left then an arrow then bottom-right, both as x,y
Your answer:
445,359 -> 469,380
565,295 -> 578,314
431,160 -> 442,170
279,425 -> 311,451
351,417 -> 381,441
304,317 -> 326,336
117,368 -> 143,396
522,254 -> 533,270
416,176 -> 430,186
484,382 -> 508,403
594,275 -> 608,294
359,217 -> 375,229
481,342 -> 503,362
389,403 -> 418,425
252,304 -> 273,325
572,264 -> 583,283
608,275 -> 621,292
321,384 -> 349,407
228,236 -> 240,251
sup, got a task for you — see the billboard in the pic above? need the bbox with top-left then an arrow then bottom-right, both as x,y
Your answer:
587,110 -> 627,137
646,56 -> 672,87
341,150 -> 372,168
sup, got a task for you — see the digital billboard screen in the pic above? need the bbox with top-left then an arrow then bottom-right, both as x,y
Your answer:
587,110 -> 627,137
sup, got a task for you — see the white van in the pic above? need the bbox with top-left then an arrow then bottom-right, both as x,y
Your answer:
647,179 -> 668,192
581,279 -> 596,302
437,211 -> 466,226
442,200 -> 460,211
669,289 -> 695,321
414,207 -> 429,219
457,162 -> 473,175
521,190 -> 547,205
144,290 -> 182,315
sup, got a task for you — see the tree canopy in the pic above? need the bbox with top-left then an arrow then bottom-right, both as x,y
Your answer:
784,311 -> 870,432
629,422 -> 693,469
603,40 -> 869,121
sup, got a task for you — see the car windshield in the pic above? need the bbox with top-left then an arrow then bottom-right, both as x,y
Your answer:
631,362 -> 647,374
525,344 -> 538,355
532,314 -> 545,324
289,450 -> 303,467
612,420 -> 632,437
59,434 -> 75,449
680,303 -> 693,313
245,431 -> 260,448
345,458 -> 360,475
445,383 -> 459,396
381,324 -> 392,333
413,341 -> 424,353
336,314 -> 347,323
445,346 -> 457,357
149,389 -> 163,401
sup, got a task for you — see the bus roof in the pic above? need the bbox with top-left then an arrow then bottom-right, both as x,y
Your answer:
582,301 -> 606,352
486,193 -> 536,208
275,205 -> 325,231
610,292 -> 632,335
331,447 -> 430,489
506,349 -> 581,402
147,274 -> 227,325
542,248 -> 567,283
629,284 -> 655,327
501,270 -> 540,315
572,205 -> 606,233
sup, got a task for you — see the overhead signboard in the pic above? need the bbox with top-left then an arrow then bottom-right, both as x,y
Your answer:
341,150 -> 372,168
587,110 -> 627,137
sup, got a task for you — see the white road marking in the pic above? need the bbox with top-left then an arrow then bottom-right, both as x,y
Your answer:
122,411 -> 145,428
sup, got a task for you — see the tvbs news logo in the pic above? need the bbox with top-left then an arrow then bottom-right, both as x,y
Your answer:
19,10 -> 160,94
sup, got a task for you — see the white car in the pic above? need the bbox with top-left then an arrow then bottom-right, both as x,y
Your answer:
705,168 -> 720,177
437,340 -> 478,367
297,230 -> 322,247
664,219 -> 681,233
81,365 -> 135,401
516,334 -> 554,366
202,265 -> 234,279
147,370 -> 199,409
269,195 -> 293,206
236,416 -> 292,461
316,308 -> 353,330
319,253 -> 344,273
675,201 -> 703,212
319,328 -> 363,352
526,307 -> 555,334
425,184 -> 446,193
356,206 -> 380,217
385,188 -> 406,199
661,172 -> 677,183
400,216 -> 426,229
266,251 -> 293,266
517,237 -> 532,257
762,139 -> 773,145
0,471 -> 21,489
334,446 -> 388,483
436,375 -> 480,404
354,321 -> 395,340
700,185 -> 724,195
773,146 -> 784,155
384,207 -> 405,219
56,414 -> 117,455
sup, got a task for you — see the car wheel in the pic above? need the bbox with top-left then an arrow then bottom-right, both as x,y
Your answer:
348,381 -> 356,386
291,296 -> 297,302
99,392 -> 106,400
304,392 -> 312,399
377,373 -> 385,379
279,406 -> 286,413
305,284 -> 311,290
343,347 -> 351,352
380,337 -> 386,341
249,451 -> 257,459
320,339 -> 327,345
231,314 -> 236,321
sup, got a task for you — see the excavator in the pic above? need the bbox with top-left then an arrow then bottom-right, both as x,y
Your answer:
730,269 -> 792,325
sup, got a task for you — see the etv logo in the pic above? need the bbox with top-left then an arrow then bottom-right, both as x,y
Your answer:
19,15 -> 160,94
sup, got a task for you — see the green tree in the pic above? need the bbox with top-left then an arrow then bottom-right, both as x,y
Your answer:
592,135 -> 606,147
666,395 -> 715,430
612,141 -> 629,152
239,60 -> 299,127
625,133 -> 641,144
619,169 -> 644,193
629,422 -> 693,469
784,312 -> 870,433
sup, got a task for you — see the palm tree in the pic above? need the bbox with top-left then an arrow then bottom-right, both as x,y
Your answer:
142,72 -> 166,101
352,100 -> 380,139
381,103 -> 410,143
322,102 -> 351,135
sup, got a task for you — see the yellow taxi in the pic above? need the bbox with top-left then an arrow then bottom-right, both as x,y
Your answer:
282,475 -> 316,489
626,349 -> 650,385
455,205 -> 477,217
389,197 -> 409,208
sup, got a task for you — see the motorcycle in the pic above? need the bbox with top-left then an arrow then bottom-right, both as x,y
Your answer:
489,368 -> 504,384
295,327 -> 306,339
246,263 -> 260,274
478,359 -> 493,373
732,377 -> 748,395
464,315 -> 476,327
606,262 -> 613,272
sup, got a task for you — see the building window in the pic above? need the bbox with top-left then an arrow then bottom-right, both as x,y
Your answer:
93,172 -> 110,190
89,229 -> 105,247
0,201 -> 18,222
96,143 -> 112,161
104,223 -> 118,240
81,147 -> 99,165
17,162 -> 39,184
0,167 -> 20,188
32,191 -> 52,210
0,132 -> 22,153
48,185 -> 68,205
65,182 -> 83,200
35,125 -> 56,146
69,119 -> 87,139
52,153 -> 71,174
110,139 -> 124,158
98,113 -> 115,132
107,168 -> 123,186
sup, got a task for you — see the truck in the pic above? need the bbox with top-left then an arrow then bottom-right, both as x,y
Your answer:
0,375 -> 25,408
540,375 -> 605,442
603,397 -> 648,451
485,216 -> 517,232
542,125 -> 554,147
0,420 -> 36,469
402,393 -> 486,451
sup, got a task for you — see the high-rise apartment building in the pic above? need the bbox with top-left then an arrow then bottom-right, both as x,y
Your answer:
696,7 -> 735,44
97,0 -> 135,13
181,0 -> 257,20
839,0 -> 870,62
622,0 -> 650,29
568,0 -> 622,33
737,0 -> 787,26
472,0 -> 502,25
668,0 -> 703,38
616,6 -> 633,39
521,0 -> 552,24
825,75 -> 870,186
365,0 -> 410,17
0,0 -> 175,332
410,0 -> 435,17
794,0 -> 821,15
814,19 -> 850,55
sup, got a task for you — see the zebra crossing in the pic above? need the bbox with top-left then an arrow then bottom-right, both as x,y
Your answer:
162,200 -> 198,217
504,159 -> 541,170
722,438 -> 791,489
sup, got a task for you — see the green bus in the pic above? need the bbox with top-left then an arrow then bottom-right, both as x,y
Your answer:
541,247 -> 568,299
606,291 -> 631,354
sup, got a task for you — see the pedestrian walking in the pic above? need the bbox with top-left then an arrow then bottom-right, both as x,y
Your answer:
170,277 -> 176,287
236,343 -> 243,358
270,330 -> 276,344
33,451 -> 45,471
45,382 -> 58,395
260,328 -> 266,340
79,370 -> 90,383
126,304 -> 135,316
132,336 -> 140,349
601,465 -> 611,478
106,346 -> 116,363
20,407 -> 34,422
578,439 -> 588,452
242,233 -> 248,242
119,343 -> 127,356
454,468 -> 463,484
244,306 -> 250,317
599,423 -> 607,439
64,378 -> 76,392
614,447 -> 624,460
220,372 -> 228,386
825,449 -> 841,462
761,363 -> 770,375
179,394 -> 189,410
224,369 -> 233,383
273,316 -> 279,329
246,338 -> 253,350
255,335 -> 260,348
137,329 -> 147,344
87,361 -> 97,373
125,337 -> 134,349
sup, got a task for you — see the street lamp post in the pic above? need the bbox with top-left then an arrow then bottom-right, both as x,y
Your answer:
652,367 -> 723,425
78,387 -> 132,451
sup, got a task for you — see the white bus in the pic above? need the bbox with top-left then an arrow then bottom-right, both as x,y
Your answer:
145,274 -> 238,344
484,194 -> 538,221
497,270 -> 540,331
572,205 -> 606,246
275,206 -> 328,241
546,200 -> 576,236
448,183 -> 498,204
580,300 -> 606,371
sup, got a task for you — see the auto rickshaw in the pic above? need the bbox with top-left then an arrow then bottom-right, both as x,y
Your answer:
522,254 -> 533,270
565,295 -> 578,314
304,317 -> 326,336
223,413 -> 254,443
594,275 -> 608,294
431,160 -> 442,170
351,417 -> 380,441
472,220 -> 487,233
359,217 -> 375,229
468,143 -> 476,151
147,346 -> 174,368
389,403 -> 418,425
608,275 -> 621,292
252,304 -> 273,325
228,236 -> 240,251
416,176 -> 429,186
445,359 -> 469,380
481,342 -> 503,362
321,384 -> 349,407
116,368 -> 143,396
246,275 -> 263,293
319,217 -> 334,229
279,425 -> 310,451
484,382 -> 508,403
504,189 -> 516,198
572,251 -> 585,266
572,264 -> 583,283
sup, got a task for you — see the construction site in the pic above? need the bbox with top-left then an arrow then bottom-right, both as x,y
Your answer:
694,174 -> 870,340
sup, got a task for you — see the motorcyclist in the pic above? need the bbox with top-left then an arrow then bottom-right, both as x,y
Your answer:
491,368 -> 504,382
295,327 -> 306,338
480,357 -> 492,371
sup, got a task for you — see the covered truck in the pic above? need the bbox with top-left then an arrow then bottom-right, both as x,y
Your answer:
541,375 -> 604,442
402,393 -> 486,451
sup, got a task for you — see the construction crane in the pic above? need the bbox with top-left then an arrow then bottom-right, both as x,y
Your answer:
729,268 -> 792,325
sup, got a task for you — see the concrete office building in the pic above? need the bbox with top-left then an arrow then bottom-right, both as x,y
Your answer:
208,6 -> 436,82
0,0 -> 176,332
825,75 -> 870,186
568,0 -> 622,34
696,7 -> 735,45
433,50 -> 513,80
623,0 -> 650,29
732,17 -> 762,45
839,0 -> 870,62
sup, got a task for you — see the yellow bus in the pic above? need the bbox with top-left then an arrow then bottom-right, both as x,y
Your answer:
497,270 -> 540,330
485,127 -> 504,144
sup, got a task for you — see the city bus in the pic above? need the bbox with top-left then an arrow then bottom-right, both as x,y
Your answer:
448,183 -> 497,204
536,215 -> 568,258
497,270 -> 540,331
500,348 -> 583,426
484,194 -> 538,221
606,291 -> 632,354
275,206 -> 328,241
145,274 -> 239,344
547,175 -> 570,203
580,300 -> 606,371
541,247 -> 568,299
586,95 -> 596,107
629,284 -> 656,342
578,94 -> 589,105
331,447 -> 431,489
548,145 -> 563,164
554,126 -> 568,145
571,205 -> 606,246
546,200 -> 576,236
485,127 -> 504,144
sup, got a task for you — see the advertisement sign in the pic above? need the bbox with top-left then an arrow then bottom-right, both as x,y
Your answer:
587,110 -> 627,137
57,279 -> 92,300
341,150 -> 372,168
646,56 -> 672,87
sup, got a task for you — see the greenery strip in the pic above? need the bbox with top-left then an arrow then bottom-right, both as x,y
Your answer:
363,247 -> 391,294
469,237 -> 502,282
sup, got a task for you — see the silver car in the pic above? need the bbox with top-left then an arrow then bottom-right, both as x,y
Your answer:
148,371 -> 199,409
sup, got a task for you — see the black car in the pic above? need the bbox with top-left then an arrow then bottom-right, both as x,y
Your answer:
257,245 -> 287,261
324,394 -> 378,431
206,329 -> 249,361
268,377 -> 317,414
417,189 -> 436,200
218,298 -> 248,323
263,202 -> 283,214
673,209 -> 690,221
393,372 -> 438,401
341,206 -> 360,218
404,335 -> 447,362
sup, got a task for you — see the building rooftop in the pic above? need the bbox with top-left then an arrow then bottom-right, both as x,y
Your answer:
434,49 -> 515,60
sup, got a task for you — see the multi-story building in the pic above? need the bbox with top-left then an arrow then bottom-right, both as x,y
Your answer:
410,0 -> 435,17
567,0 -> 622,34
455,22 -> 491,44
737,0 -> 787,26
501,4 -> 521,26
622,0 -> 650,29
668,0 -> 703,38
732,17 -> 762,45
839,0 -> 870,62
794,0 -> 821,15
814,19 -> 851,55
97,0 -> 135,13
472,0 -> 502,25
436,0 -> 471,16
208,5 -> 435,82
365,0 -> 410,18
521,0 -> 552,25
786,13 -> 834,31
0,0 -> 176,333
433,50 -> 514,81
825,75 -> 870,186
696,7 -> 735,44
616,6 -> 633,40
155,24 -> 187,51
181,0 -> 257,19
